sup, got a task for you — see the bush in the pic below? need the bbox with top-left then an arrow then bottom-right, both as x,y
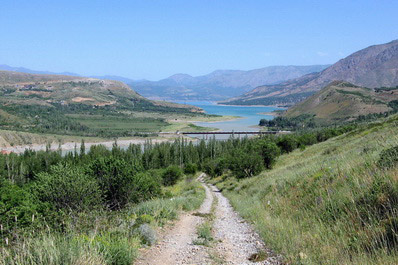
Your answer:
184,163 -> 198,175
137,223 -> 157,246
130,172 -> 162,203
87,156 -> 136,209
0,180 -> 47,233
34,163 -> 102,212
203,157 -> 228,178
162,165 -> 183,186
229,149 -> 264,178
277,135 -> 298,153
378,145 -> 398,169
257,140 -> 280,169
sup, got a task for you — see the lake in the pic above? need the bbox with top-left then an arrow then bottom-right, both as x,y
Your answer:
174,101 -> 284,138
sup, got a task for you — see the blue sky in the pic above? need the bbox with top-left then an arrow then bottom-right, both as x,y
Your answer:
1,0 -> 397,80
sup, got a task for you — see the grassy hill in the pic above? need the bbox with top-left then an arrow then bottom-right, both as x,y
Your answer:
0,70 -> 205,139
283,81 -> 398,123
211,115 -> 398,264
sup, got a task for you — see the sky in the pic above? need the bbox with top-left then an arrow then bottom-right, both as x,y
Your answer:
1,0 -> 398,80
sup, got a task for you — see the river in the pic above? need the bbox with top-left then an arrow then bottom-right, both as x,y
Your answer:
174,101 -> 284,139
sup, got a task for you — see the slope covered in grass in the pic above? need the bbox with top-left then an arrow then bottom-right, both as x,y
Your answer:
284,81 -> 398,123
215,115 -> 398,264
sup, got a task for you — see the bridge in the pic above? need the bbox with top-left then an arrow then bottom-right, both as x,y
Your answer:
159,130 -> 290,135
181,130 -> 290,135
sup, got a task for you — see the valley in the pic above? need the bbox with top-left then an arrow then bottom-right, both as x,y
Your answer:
2,2 -> 398,264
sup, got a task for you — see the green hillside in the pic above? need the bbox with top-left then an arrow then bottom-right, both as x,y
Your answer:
0,70 -> 205,138
211,114 -> 398,264
284,81 -> 398,123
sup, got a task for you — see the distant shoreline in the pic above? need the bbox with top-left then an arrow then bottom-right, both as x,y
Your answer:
0,136 -> 184,154
216,103 -> 285,108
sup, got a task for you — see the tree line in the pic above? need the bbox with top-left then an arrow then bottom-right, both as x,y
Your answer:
0,124 -> 355,241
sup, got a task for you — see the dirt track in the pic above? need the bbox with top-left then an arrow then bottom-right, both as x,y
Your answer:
136,174 -> 281,265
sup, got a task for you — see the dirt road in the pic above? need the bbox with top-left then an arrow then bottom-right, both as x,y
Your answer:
136,174 -> 281,265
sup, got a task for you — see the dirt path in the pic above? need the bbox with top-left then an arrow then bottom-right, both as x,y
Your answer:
137,174 -> 281,265
136,174 -> 213,265
210,184 -> 281,264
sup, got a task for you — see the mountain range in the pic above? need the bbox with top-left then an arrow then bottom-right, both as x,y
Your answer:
129,65 -> 329,101
221,40 -> 398,106
0,64 -> 135,84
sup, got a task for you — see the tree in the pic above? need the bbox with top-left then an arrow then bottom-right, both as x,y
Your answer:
258,140 -> 280,169
184,163 -> 198,175
34,163 -> 102,211
87,156 -> 135,209
229,149 -> 264,178
162,165 -> 183,186
277,135 -> 298,153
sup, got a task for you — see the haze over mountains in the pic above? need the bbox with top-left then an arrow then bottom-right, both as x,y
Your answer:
222,40 -> 398,106
129,65 -> 329,101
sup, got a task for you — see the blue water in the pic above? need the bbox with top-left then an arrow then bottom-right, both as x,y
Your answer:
175,101 -> 284,132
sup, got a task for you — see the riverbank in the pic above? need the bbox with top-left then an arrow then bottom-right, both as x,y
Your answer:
0,134 -> 190,154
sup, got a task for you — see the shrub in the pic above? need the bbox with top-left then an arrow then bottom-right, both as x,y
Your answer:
257,140 -> 281,169
0,180 -> 47,233
184,163 -> 198,175
162,165 -> 183,186
137,223 -> 157,246
87,156 -> 136,209
130,172 -> 162,203
34,163 -> 102,212
203,158 -> 228,178
378,145 -> 398,169
277,135 -> 298,153
229,149 -> 264,178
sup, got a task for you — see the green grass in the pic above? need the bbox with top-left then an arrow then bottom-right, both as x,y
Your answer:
131,179 -> 205,226
213,115 -> 398,264
193,222 -> 213,246
68,114 -> 168,132
0,177 -> 205,265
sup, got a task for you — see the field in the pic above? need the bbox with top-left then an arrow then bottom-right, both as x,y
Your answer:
67,114 -> 168,133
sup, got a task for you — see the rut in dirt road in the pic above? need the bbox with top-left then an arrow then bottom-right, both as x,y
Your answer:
137,174 -> 281,264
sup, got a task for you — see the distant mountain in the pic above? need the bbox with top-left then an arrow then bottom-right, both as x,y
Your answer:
0,64 -> 80,77
129,65 -> 330,101
283,81 -> 398,122
89,75 -> 135,84
221,40 -> 398,106
0,64 -> 138,84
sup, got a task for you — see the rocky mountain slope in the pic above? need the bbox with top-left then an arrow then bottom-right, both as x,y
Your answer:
222,40 -> 398,106
130,65 -> 329,101
283,81 -> 398,122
